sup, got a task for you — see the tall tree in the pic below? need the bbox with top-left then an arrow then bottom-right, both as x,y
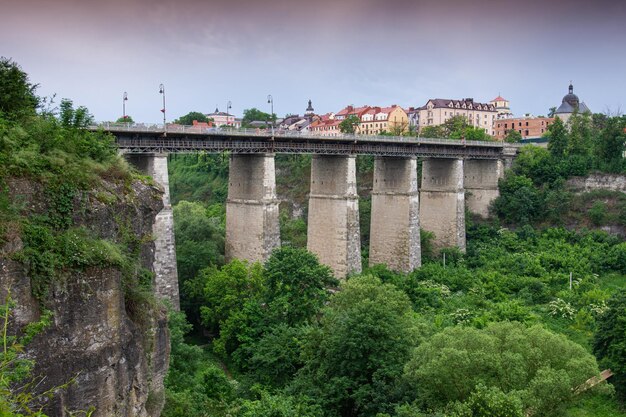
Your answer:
292,275 -> 421,417
339,114 -> 360,134
593,289 -> 626,403
0,57 -> 38,120
547,116 -> 568,159
505,129 -> 522,143
241,108 -> 273,128
174,111 -> 211,125
567,112 -> 594,157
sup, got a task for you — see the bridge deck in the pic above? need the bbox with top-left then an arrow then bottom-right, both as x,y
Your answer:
89,123 -> 519,159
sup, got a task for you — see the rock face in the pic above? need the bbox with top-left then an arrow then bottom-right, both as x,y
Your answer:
0,177 -> 170,417
567,174 -> 626,193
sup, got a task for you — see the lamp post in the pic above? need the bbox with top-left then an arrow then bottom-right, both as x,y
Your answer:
122,92 -> 128,123
159,83 -> 166,132
226,100 -> 232,126
267,94 -> 274,137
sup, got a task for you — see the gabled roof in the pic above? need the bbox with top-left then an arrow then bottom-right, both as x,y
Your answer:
420,98 -> 496,111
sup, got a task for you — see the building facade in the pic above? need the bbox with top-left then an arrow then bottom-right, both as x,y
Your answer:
206,108 -> 240,128
417,98 -> 498,136
493,116 -> 554,140
358,105 -> 409,135
490,96 -> 513,119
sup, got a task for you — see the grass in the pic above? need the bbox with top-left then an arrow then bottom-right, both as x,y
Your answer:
566,390 -> 626,417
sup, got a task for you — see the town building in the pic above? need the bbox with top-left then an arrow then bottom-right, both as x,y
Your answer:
358,105 -> 409,135
417,98 -> 498,136
554,83 -> 591,125
493,115 -> 554,140
278,100 -> 319,132
205,107 -> 240,128
309,113 -> 341,137
490,95 -> 513,119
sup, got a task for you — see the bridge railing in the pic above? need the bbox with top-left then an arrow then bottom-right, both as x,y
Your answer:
90,122 -> 517,149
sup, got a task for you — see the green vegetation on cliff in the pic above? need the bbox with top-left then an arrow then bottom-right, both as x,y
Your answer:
1,58 -> 168,415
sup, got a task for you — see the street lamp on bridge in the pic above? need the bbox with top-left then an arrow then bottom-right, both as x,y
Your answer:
267,94 -> 274,138
122,92 -> 128,122
159,83 -> 166,132
226,100 -> 232,126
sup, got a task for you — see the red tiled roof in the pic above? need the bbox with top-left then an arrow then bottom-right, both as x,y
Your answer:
492,96 -> 507,102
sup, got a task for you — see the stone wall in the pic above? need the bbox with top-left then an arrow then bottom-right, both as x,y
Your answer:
566,174 -> 626,193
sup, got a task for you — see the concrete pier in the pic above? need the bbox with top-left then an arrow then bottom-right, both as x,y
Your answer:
127,154 -> 180,310
369,157 -> 420,272
225,153 -> 280,263
464,159 -> 504,218
420,158 -> 465,252
307,155 -> 361,278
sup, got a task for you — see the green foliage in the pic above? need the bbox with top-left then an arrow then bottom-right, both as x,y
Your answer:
403,322 -> 600,416
593,290 -> 626,402
168,153 -> 229,205
174,111 -> 210,126
241,108 -> 273,128
588,201 -> 608,226
492,173 -> 542,224
236,391 -> 322,417
264,246 -> 337,325
449,384 -> 523,417
115,115 -> 134,124
420,116 -> 493,141
339,114 -> 360,134
504,129 -> 522,143
163,310 -> 237,417
547,117 -> 568,159
292,275 -> 421,417
0,57 -> 38,121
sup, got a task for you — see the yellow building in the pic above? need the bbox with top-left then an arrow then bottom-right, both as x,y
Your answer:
358,105 -> 409,135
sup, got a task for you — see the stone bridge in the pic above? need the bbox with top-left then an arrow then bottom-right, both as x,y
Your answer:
91,123 -> 520,308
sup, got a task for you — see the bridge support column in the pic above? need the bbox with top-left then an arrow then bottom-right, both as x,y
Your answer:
225,153 -> 280,263
420,159 -> 465,252
308,155 -> 361,278
369,157 -> 420,272
126,154 -> 180,310
464,159 -> 503,218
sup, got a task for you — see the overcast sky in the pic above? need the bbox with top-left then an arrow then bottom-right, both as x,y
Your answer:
2,0 -> 625,123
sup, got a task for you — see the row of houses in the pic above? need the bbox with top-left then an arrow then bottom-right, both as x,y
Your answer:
201,83 -> 588,141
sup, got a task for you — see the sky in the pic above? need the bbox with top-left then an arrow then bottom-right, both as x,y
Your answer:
2,0 -> 625,123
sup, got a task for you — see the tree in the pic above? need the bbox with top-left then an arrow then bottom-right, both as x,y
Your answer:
548,107 -> 557,117
403,322 -> 600,416
420,125 -> 445,138
292,275 -> 421,417
241,108 -> 273,128
174,111 -> 210,125
593,289 -> 626,402
567,112 -> 594,157
593,116 -> 626,172
0,57 -> 38,120
492,173 -> 543,224
505,129 -> 522,143
547,117 -> 568,159
263,246 -> 338,325
339,114 -> 360,134
115,115 -> 134,124
59,98 -> 93,128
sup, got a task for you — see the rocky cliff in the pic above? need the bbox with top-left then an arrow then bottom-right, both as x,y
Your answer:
0,176 -> 170,416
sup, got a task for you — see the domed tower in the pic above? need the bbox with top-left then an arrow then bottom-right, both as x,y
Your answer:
554,82 -> 590,124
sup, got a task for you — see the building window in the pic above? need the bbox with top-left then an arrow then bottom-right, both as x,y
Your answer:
526,122 -> 529,126
525,130 -> 529,136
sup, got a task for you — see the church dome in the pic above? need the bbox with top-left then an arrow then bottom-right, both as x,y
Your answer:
562,83 -> 579,107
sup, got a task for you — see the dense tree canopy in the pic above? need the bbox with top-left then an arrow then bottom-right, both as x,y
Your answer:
292,275 -> 421,417
241,108 -> 274,128
404,322 -> 600,416
594,289 -> 626,402
0,57 -> 38,120
174,111 -> 211,125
